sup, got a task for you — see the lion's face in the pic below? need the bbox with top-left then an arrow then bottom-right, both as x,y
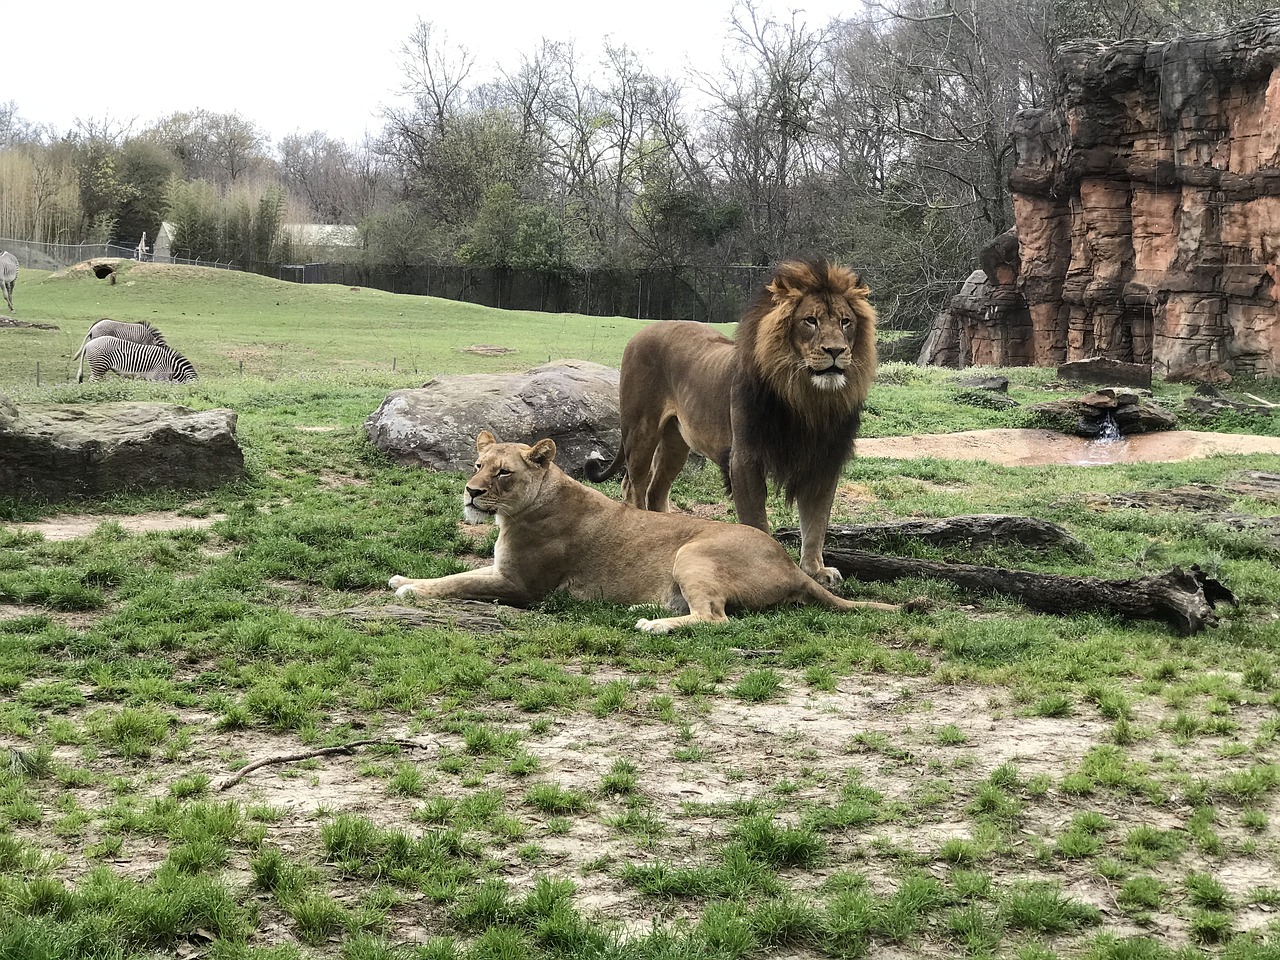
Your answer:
463,432 -> 557,523
743,260 -> 878,414
786,292 -> 865,393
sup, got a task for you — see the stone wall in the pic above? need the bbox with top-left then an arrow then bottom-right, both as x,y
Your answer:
921,13 -> 1280,376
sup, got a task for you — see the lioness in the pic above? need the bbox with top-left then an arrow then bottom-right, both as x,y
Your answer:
389,431 -> 902,634
586,258 -> 877,587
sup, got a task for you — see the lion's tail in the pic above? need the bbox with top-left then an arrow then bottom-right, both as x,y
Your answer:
584,443 -> 626,483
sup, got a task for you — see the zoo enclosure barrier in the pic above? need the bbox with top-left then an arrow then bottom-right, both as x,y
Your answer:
5,236 -> 887,325
0,237 -> 241,273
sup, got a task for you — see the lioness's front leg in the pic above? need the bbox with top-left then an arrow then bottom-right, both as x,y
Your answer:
795,476 -> 842,587
389,568 -> 531,605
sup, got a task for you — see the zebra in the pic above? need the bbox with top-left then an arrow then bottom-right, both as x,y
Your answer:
72,319 -> 169,382
77,336 -> 198,384
0,251 -> 17,313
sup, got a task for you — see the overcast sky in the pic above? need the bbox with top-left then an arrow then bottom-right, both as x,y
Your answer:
12,0 -> 852,145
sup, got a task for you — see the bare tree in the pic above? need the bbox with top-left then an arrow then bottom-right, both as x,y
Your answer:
278,132 -> 387,223
698,0 -> 829,263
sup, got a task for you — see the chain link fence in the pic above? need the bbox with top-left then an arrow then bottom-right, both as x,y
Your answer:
4,236 -> 780,323
1,237 -> 243,273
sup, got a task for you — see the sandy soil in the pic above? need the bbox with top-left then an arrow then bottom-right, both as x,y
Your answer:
6,510 -> 224,542
858,428 -> 1280,467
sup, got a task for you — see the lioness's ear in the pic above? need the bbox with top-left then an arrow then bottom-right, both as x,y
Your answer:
527,438 -> 557,467
476,431 -> 497,451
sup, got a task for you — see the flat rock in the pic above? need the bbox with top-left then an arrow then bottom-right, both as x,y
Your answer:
364,360 -> 620,475
1057,358 -> 1153,389
0,398 -> 243,500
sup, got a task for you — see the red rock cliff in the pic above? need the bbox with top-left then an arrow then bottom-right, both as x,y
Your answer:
922,13 -> 1280,376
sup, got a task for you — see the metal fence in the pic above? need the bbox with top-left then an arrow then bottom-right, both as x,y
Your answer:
259,261 -> 771,323
1,237 -> 242,273
2,236 -> 775,323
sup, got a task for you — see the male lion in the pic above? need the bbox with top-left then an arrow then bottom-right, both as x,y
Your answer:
389,431 -> 902,634
586,258 -> 877,587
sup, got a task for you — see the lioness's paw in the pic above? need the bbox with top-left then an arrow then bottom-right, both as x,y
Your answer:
635,618 -> 673,635
388,575 -> 409,590
394,583 -> 420,600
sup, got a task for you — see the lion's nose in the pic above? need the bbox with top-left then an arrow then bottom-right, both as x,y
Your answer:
824,346 -> 844,361
465,486 -> 485,499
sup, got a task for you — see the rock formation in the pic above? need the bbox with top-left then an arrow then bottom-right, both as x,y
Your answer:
364,360 -> 620,475
0,397 -> 244,500
921,13 -> 1280,377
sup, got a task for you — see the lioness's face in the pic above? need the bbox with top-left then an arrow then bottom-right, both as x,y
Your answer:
790,293 -> 862,392
462,433 -> 556,522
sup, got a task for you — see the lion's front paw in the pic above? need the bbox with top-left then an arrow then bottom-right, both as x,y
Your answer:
389,575 -> 409,590
807,565 -> 844,589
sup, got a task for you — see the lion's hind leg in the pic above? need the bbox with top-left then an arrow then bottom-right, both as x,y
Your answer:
643,417 -> 691,513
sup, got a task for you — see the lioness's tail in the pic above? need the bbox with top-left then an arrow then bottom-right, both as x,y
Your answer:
584,443 -> 626,483
808,579 -> 902,614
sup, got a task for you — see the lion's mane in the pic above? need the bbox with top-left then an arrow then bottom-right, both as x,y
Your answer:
730,258 -> 877,503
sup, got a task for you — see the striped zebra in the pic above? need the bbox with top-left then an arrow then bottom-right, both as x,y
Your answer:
78,336 -> 198,384
0,251 -> 17,312
72,319 -> 169,382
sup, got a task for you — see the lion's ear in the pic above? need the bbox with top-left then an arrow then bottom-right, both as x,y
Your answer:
766,276 -> 799,302
476,431 -> 497,451
527,438 -> 557,468
766,260 -> 812,303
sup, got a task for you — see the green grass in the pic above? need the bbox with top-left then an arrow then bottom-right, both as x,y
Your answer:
1,263 -> 1279,957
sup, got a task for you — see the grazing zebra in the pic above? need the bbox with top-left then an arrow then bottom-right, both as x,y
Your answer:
72,319 -> 169,382
78,336 -> 198,384
0,251 -> 17,312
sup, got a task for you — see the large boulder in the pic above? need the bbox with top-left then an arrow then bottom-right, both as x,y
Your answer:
0,397 -> 244,500
364,360 -> 620,476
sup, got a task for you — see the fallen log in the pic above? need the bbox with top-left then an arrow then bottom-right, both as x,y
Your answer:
776,515 -> 1087,554
820,549 -> 1235,634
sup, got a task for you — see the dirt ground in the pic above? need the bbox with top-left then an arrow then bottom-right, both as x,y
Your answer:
857,428 -> 1280,467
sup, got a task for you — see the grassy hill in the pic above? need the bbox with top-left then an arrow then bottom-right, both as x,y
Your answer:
3,260 -> 645,387
1,261 -> 1279,958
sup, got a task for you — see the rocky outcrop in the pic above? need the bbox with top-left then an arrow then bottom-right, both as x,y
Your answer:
0,397 -> 244,500
922,13 -> 1280,377
1033,389 -> 1178,437
364,360 -> 620,475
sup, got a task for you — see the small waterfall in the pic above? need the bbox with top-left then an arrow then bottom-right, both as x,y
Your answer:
1077,411 -> 1127,464
1095,412 -> 1123,444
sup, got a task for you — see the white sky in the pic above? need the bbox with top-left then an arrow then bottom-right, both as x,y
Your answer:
12,0 -> 853,146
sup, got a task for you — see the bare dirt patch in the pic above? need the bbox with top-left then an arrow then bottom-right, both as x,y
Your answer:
858,428 -> 1280,466
4,509 -> 224,542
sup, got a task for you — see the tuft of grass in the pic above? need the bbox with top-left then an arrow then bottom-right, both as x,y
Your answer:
600,758 -> 639,796
1000,880 -> 1101,933
736,814 -> 827,868
525,783 -> 590,815
731,669 -> 785,702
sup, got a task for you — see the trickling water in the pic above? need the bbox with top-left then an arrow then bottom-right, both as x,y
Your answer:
1076,412 -> 1127,464
1095,412 -> 1123,444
